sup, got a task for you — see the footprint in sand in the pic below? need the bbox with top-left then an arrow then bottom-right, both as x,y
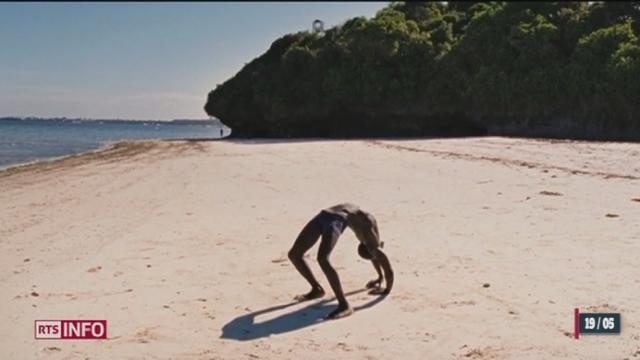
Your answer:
335,342 -> 354,352
132,327 -> 161,344
440,300 -> 476,309
87,266 -> 102,273
586,303 -> 620,312
203,311 -> 215,320
539,190 -> 563,196
460,345 -> 503,359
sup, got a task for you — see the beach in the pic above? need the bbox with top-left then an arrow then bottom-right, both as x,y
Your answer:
1,137 -> 639,359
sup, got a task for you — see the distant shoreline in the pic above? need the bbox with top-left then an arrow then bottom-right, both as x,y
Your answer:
0,138 -> 226,174
0,116 -> 223,125
0,118 -> 227,169
0,140 -> 120,174
3,134 -> 639,177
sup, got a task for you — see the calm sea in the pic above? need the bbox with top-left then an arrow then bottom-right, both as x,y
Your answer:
0,118 -> 228,169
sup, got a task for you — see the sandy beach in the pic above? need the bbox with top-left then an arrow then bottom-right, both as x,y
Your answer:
1,137 -> 639,359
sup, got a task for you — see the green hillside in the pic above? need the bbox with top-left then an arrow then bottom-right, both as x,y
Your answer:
205,2 -> 640,139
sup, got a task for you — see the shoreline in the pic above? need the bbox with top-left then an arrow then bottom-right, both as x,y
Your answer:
0,137 -> 223,177
0,140 -> 139,177
0,118 -> 227,173
2,134 -> 638,179
0,140 -> 121,173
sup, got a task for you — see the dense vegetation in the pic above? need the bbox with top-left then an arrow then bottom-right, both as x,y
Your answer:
205,2 -> 640,139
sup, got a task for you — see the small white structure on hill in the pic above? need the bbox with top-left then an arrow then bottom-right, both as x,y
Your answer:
312,19 -> 324,33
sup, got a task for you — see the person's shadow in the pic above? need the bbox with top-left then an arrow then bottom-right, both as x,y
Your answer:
220,288 -> 387,341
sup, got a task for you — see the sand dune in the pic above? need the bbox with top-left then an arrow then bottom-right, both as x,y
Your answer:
1,137 -> 639,359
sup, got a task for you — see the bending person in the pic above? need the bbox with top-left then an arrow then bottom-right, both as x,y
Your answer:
288,203 -> 394,320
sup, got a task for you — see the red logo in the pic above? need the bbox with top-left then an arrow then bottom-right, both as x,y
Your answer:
35,320 -> 107,340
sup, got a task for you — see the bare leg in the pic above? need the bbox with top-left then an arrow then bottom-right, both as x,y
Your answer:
288,217 -> 325,301
317,225 -> 352,320
368,249 -> 394,295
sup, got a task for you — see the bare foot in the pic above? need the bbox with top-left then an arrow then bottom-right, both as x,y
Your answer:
293,287 -> 325,302
366,278 -> 382,289
325,304 -> 353,320
368,287 -> 390,295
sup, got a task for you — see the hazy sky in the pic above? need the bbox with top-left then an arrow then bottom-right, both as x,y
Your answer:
0,2 -> 387,120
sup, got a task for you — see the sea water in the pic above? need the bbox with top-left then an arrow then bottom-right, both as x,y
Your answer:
0,118 -> 228,169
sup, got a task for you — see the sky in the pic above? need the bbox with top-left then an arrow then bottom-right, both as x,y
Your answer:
0,2 -> 388,120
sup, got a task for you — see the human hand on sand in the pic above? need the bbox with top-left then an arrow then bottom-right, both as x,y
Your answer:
365,278 -> 382,289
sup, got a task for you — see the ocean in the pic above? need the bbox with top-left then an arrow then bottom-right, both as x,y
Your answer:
0,118 -> 228,169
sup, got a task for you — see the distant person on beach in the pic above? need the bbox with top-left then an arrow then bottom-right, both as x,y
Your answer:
288,203 -> 394,320
220,128 -> 224,137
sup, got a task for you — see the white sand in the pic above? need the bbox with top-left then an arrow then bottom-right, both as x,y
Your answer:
1,137 -> 639,359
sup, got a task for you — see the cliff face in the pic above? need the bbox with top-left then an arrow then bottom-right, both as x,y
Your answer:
205,2 -> 640,140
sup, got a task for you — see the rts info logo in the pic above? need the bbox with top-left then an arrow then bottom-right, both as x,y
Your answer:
35,320 -> 107,340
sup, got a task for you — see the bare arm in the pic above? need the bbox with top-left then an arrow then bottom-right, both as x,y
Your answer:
370,248 -> 393,294
367,216 -> 392,292
366,259 -> 384,288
